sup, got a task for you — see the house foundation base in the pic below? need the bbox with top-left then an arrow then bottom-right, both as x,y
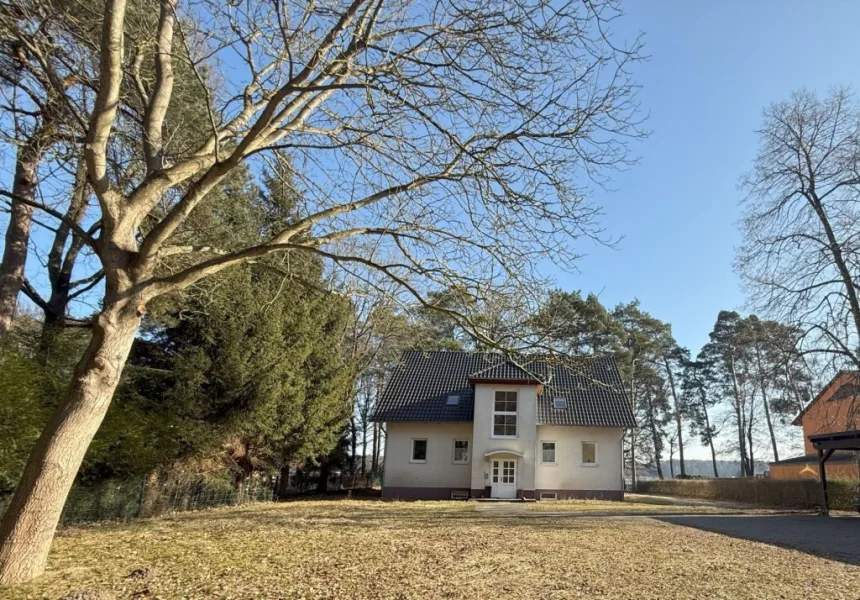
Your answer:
381,486 -> 471,500
536,489 -> 623,501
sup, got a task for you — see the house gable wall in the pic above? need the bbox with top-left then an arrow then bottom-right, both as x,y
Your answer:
801,372 -> 860,454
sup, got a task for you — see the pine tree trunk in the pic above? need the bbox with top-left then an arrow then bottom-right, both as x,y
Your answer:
754,350 -> 779,462
700,392 -> 719,477
629,375 -> 637,489
646,390 -> 663,479
662,355 -> 685,476
0,303 -> 141,584
729,358 -> 749,476
0,140 -> 45,337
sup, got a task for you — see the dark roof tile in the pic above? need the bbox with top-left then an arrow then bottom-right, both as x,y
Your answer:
372,350 -> 635,428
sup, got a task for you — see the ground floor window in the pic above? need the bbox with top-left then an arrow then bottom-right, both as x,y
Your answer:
541,441 -> 556,464
582,441 -> 597,466
453,440 -> 469,464
411,439 -> 427,463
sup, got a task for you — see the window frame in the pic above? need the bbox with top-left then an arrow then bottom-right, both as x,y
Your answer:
410,438 -> 428,464
491,390 -> 519,439
553,397 -> 567,409
452,439 -> 470,464
581,441 -> 598,467
540,441 -> 557,465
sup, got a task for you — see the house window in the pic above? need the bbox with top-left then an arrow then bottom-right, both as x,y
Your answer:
553,397 -> 567,409
492,391 -> 518,437
411,439 -> 427,463
447,395 -> 460,406
453,440 -> 469,464
582,441 -> 597,466
541,441 -> 556,464
540,492 -> 557,500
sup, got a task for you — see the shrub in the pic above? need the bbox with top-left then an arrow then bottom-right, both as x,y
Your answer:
636,478 -> 856,511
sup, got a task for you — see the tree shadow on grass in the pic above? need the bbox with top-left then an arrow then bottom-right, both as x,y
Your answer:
656,514 -> 860,566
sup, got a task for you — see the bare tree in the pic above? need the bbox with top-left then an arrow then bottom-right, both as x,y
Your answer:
0,0 -> 643,583
0,65 -> 60,336
738,88 -> 860,371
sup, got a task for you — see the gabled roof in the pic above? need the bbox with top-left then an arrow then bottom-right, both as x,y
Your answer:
792,370 -> 860,426
467,358 -> 547,383
371,350 -> 635,428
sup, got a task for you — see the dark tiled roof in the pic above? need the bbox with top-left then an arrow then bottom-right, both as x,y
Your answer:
468,358 -> 546,382
770,451 -> 858,466
371,350 -> 635,428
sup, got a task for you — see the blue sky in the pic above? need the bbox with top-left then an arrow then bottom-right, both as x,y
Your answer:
554,0 -> 860,357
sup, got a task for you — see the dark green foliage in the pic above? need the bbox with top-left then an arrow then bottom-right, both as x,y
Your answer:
0,343 -> 46,494
0,321 -> 92,493
79,166 -> 355,482
529,290 -> 625,355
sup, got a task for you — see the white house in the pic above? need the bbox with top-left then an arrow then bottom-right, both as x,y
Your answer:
372,351 -> 635,500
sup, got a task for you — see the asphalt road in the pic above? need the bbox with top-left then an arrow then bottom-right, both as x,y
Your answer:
657,514 -> 860,565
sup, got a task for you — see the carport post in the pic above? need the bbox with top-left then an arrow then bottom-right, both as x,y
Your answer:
817,449 -> 828,516
816,448 -> 835,516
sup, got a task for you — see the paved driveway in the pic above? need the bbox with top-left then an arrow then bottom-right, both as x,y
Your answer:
658,514 -> 860,565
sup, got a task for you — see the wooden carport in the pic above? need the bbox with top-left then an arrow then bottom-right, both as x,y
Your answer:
808,430 -> 860,515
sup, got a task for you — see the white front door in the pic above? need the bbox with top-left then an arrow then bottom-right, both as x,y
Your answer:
490,459 -> 517,498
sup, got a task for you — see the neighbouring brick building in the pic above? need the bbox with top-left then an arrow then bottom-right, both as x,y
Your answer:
769,371 -> 860,481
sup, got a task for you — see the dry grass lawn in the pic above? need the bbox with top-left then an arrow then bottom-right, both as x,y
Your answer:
2,499 -> 859,600
526,496 -> 785,515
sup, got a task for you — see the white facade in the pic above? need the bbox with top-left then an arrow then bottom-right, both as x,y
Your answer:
534,425 -> 624,494
381,383 -> 625,500
382,422 -> 472,494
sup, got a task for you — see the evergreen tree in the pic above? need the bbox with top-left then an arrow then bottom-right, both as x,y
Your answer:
680,353 -> 721,477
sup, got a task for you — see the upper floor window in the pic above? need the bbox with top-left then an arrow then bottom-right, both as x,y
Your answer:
493,390 -> 518,437
553,397 -> 567,409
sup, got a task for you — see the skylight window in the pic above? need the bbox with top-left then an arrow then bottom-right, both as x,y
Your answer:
446,395 -> 460,406
553,397 -> 567,409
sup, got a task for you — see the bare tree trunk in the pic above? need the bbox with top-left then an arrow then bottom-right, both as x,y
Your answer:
0,139 -> 46,337
360,418 -> 368,478
784,362 -> 805,415
36,161 -> 92,363
662,355 -> 685,476
746,400 -> 755,477
370,422 -> 379,479
668,438 -> 675,478
349,416 -> 357,484
808,194 -> 860,369
0,303 -> 141,584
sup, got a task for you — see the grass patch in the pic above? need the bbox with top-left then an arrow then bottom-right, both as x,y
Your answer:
2,499 -> 859,599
